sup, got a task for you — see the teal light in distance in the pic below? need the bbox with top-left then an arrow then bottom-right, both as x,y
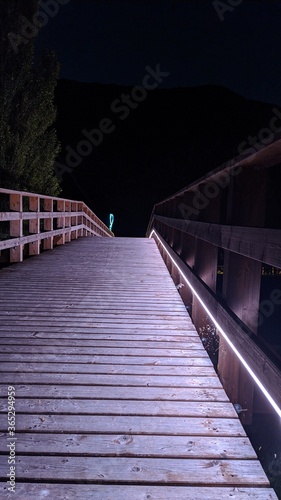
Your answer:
109,213 -> 114,232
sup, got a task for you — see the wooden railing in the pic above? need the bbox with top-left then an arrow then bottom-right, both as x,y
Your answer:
147,137 -> 281,423
0,188 -> 113,263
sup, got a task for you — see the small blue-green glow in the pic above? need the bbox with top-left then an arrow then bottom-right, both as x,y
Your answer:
109,213 -> 114,232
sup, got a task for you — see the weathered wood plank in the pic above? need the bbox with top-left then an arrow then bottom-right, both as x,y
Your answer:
2,484 -> 278,500
0,278 -> 180,286
0,332 -> 198,341
0,279 -> 178,286
0,398 -> 237,417
0,338 -> 204,350
0,311 -> 190,321
0,433 -> 256,458
0,308 -> 189,318
0,456 -> 268,485
0,362 -> 216,377
0,353 -> 213,365
0,414 -> 244,436
0,372 -> 221,388
0,301 -> 187,310
0,384 -> 230,401
0,346 -> 209,357
0,292 -> 181,297
0,285 -> 178,294
0,320 -> 194,329
0,325 -> 197,334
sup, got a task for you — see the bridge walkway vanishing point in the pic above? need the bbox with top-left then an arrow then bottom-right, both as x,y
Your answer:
0,237 -> 278,499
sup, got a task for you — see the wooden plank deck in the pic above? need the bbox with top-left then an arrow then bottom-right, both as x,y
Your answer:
0,237 -> 278,499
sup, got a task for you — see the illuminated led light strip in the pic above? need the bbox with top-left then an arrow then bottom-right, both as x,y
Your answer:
149,228 -> 281,419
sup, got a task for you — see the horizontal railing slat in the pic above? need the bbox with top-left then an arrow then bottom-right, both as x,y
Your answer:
153,215 -> 281,269
0,225 -> 104,251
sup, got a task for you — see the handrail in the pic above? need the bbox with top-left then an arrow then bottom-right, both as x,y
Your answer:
152,214 -> 281,269
150,228 -> 281,419
0,188 -> 113,263
147,140 -> 281,424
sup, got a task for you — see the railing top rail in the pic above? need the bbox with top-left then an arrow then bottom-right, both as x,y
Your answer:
150,214 -> 281,269
153,135 -> 281,207
0,187 -> 81,203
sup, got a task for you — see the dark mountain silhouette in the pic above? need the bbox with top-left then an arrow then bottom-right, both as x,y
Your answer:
54,80 -> 281,236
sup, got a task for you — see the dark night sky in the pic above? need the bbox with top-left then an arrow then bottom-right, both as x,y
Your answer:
34,0 -> 281,235
37,0 -> 281,106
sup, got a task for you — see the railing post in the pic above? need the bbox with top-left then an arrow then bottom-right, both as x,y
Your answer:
88,207 -> 92,236
84,206 -> 90,237
28,196 -> 40,256
65,200 -> 71,243
71,202 -> 78,240
9,193 -> 23,263
95,215 -> 101,236
43,198 -> 54,250
192,183 -> 221,333
218,167 -> 267,424
78,202 -> 84,237
178,190 -> 197,268
55,199 -> 65,246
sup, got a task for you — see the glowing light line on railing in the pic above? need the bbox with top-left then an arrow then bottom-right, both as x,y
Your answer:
149,228 -> 281,419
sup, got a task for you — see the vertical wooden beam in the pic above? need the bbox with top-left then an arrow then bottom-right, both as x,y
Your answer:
65,201 -> 71,243
78,202 -> 83,238
179,232 -> 196,269
218,168 -> 267,424
9,193 -> 23,263
55,200 -> 65,246
71,202 -> 78,240
192,239 -> 218,331
192,183 -> 221,335
85,207 -> 91,237
43,198 -> 54,250
169,198 -> 177,247
28,196 -> 40,256
82,206 -> 88,237
178,190 -> 198,268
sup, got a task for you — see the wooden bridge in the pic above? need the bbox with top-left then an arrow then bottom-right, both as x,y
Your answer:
0,233 -> 277,499
0,136 -> 281,500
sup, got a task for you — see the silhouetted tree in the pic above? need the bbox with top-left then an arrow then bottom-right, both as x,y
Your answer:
0,0 -> 61,194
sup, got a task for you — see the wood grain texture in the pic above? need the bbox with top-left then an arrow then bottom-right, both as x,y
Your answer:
0,372 -> 222,388
0,398 -> 238,417
0,433 -> 256,458
0,414 -> 246,436
0,361 -> 215,376
0,345 -> 209,357
0,353 -> 213,365
1,484 -> 278,500
0,236 -> 276,498
0,384 -> 229,401
0,455 -> 269,485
